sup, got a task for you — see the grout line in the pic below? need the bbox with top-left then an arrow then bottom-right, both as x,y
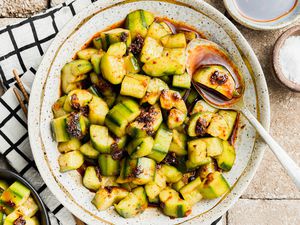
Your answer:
226,211 -> 229,225
240,197 -> 300,200
47,0 -> 52,9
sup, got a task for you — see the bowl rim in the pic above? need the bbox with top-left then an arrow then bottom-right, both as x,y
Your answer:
273,25 -> 300,92
28,0 -> 270,224
223,0 -> 300,30
0,168 -> 50,225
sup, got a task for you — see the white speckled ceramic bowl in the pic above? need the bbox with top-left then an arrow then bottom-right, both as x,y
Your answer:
224,0 -> 300,30
28,0 -> 270,224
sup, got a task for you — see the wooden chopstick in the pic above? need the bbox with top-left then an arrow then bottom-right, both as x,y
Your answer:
13,88 -> 27,117
13,69 -> 29,103
74,217 -> 85,225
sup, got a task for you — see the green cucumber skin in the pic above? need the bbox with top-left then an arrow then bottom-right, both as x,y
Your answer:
140,10 -> 148,28
177,205 -> 184,218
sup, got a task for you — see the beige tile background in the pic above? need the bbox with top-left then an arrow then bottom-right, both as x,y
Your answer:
0,0 -> 299,224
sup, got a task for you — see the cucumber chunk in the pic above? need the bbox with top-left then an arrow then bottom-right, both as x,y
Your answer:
159,188 -> 191,218
147,22 -> 172,40
114,187 -> 147,218
126,136 -> 154,158
187,112 -> 214,137
126,104 -> 162,138
179,177 -> 202,206
58,138 -> 81,153
160,89 -> 187,113
51,115 -> 69,143
88,96 -> 109,125
132,157 -> 156,185
79,142 -> 99,159
180,30 -> 197,42
114,193 -> 141,218
98,154 -> 120,176
116,158 -> 137,184
77,48 -> 98,60
142,56 -> 183,77
160,33 -> 186,48
158,165 -> 182,183
187,139 -> 211,168
100,28 -> 131,51
92,36 -> 102,49
199,171 -> 230,199
105,100 -> 140,137
207,110 -> 237,140
58,151 -> 84,172
65,113 -> 89,140
167,108 -> 186,129
63,89 -> 93,112
101,53 -> 126,85
90,72 -> 117,108
120,74 -> 150,99
148,124 -> 173,163
140,36 -> 163,63
199,160 -> 217,180
169,129 -> 187,156
91,51 -> 105,75
162,48 -> 186,74
190,100 -> 218,115
125,10 -> 154,39
83,166 -> 101,191
124,53 -> 140,74
92,187 -> 128,211
98,176 -> 119,188
61,60 -> 92,94
106,42 -> 127,57
145,172 -> 167,200
215,141 -> 236,171
90,125 -> 114,153
1,181 -> 30,207
132,186 -> 148,210
201,137 -> 223,157
193,65 -> 237,100
141,78 -> 169,105
172,72 -> 191,89
52,96 -> 67,118
16,197 -> 38,217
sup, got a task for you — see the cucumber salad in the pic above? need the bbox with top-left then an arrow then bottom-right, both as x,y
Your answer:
0,180 -> 40,225
51,10 -> 238,218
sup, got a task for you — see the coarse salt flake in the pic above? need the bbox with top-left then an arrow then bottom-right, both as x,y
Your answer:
279,36 -> 300,84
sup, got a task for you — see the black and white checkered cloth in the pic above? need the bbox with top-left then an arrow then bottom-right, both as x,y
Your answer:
0,0 -> 223,224
0,0 -> 99,224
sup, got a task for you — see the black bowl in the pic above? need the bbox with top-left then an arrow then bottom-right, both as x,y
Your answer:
0,169 -> 50,225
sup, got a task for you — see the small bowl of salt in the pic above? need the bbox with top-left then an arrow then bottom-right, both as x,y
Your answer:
273,25 -> 300,92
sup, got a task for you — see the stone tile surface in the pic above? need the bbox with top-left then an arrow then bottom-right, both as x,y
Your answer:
228,199 -> 300,225
0,18 -> 25,27
0,0 -> 48,17
50,0 -> 65,7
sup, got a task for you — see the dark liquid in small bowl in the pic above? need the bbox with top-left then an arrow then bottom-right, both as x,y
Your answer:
234,0 -> 297,22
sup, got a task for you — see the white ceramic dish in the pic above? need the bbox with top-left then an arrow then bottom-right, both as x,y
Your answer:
28,0 -> 270,224
224,0 -> 300,30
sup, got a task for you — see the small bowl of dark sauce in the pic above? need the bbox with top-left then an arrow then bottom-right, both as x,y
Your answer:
224,0 -> 300,30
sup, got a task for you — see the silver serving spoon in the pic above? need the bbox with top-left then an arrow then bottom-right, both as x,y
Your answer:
186,38 -> 300,190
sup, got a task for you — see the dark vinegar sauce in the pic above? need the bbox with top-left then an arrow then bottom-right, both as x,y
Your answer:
234,0 -> 297,22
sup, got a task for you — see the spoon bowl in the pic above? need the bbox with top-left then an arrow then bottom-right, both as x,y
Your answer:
186,38 -> 300,190
186,39 -> 245,109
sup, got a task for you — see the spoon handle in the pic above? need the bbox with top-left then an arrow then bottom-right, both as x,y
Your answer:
241,107 -> 300,190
